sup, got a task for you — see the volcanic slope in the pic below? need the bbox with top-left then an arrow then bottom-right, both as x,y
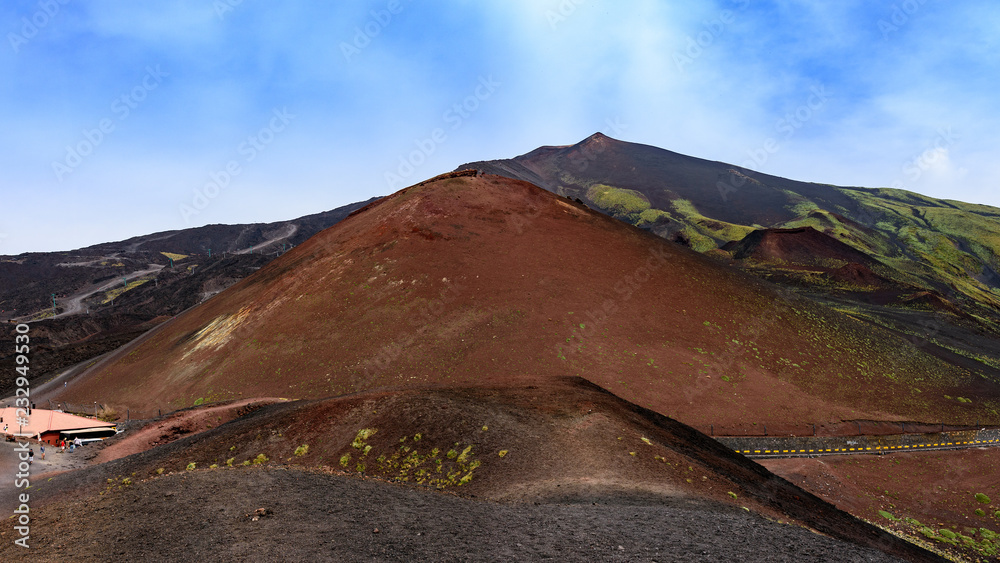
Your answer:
728,227 -> 881,268
56,171 -> 1000,428
5,378 -> 938,562
459,133 -> 1000,373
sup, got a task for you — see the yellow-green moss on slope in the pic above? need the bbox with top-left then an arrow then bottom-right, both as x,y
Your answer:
587,185 -> 651,217
670,198 -> 756,251
102,279 -> 150,303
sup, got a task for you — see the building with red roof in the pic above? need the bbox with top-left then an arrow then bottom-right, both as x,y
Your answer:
0,407 -> 117,445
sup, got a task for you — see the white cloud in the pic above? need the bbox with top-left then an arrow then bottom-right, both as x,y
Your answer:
5,0 -> 1000,254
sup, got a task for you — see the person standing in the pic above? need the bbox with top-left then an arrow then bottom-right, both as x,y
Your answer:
40,443 -> 45,460
28,448 -> 34,465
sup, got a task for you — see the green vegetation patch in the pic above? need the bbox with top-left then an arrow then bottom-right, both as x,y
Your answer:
102,278 -> 150,304
337,431 -> 482,490
671,198 -> 756,249
352,428 -> 377,450
636,208 -> 673,226
887,509 -> 1000,557
586,184 -> 651,219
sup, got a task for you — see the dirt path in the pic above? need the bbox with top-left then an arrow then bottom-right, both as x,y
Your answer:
53,263 -> 164,318
0,440 -> 92,513
234,223 -> 297,254
94,398 -> 285,464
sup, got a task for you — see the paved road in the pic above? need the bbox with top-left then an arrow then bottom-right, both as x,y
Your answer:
717,428 -> 1000,458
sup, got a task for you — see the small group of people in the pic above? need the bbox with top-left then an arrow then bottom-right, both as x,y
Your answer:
26,436 -> 85,465
57,437 -> 83,451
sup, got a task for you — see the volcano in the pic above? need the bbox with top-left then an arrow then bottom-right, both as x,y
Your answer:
16,170 -> 984,561
50,171 -> 1000,430
727,227 -> 879,267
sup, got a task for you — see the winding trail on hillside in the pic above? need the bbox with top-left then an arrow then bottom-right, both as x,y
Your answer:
55,254 -> 120,267
52,264 -> 163,319
717,428 -> 1000,458
233,223 -> 297,254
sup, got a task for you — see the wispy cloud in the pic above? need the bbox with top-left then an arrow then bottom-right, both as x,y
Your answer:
2,0 -> 999,254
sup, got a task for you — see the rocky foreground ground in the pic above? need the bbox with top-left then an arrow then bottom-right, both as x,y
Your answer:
0,466 -> 910,562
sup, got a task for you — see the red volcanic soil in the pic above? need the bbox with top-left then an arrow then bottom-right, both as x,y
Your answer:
764,448 -> 1000,561
1,378 -> 937,561
46,172 -> 1000,428
729,227 -> 878,268
94,398 -> 286,464
899,291 -> 962,313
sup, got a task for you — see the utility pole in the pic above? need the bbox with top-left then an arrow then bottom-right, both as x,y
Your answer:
51,293 -> 56,312
208,248 -> 211,258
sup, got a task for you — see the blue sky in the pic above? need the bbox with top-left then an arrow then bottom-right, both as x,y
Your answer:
2,0 -> 999,254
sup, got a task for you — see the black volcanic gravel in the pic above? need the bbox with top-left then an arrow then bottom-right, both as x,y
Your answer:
0,467 -> 911,562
